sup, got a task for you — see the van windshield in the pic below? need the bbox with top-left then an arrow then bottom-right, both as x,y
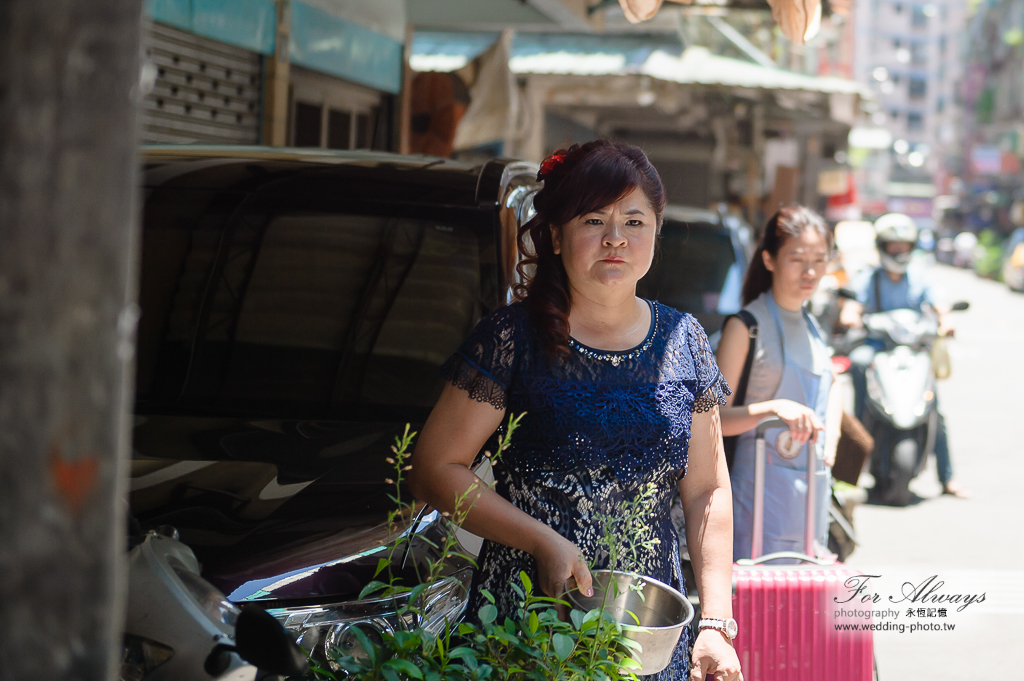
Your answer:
136,190 -> 489,420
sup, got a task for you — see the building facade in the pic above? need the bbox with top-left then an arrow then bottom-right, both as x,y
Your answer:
853,0 -> 967,174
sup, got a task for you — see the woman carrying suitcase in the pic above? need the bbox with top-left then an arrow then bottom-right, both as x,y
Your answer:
717,206 -> 840,561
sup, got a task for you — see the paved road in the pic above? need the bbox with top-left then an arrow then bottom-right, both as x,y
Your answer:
845,264 -> 1024,680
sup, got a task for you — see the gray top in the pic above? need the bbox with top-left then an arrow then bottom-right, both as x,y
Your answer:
739,292 -> 829,405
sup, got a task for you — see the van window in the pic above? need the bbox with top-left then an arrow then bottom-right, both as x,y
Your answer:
137,196 -> 484,420
638,223 -> 742,333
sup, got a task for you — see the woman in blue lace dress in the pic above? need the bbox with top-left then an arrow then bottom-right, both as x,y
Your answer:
409,141 -> 741,681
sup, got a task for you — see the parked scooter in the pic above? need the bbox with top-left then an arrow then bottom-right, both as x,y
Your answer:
122,524 -> 308,681
836,302 -> 968,506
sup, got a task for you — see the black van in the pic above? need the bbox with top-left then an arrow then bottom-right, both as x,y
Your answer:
131,146 -> 538,665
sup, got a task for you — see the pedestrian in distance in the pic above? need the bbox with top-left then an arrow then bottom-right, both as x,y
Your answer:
409,140 -> 742,681
717,206 -> 842,561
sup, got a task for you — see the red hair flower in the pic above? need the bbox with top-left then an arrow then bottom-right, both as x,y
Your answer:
539,152 -> 566,179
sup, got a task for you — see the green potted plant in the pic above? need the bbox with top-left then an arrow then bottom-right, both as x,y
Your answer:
302,415 -> 649,681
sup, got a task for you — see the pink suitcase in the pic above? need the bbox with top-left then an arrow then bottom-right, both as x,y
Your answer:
731,419 -> 874,681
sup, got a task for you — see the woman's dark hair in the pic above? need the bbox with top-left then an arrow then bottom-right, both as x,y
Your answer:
514,140 -> 666,358
741,205 -> 832,306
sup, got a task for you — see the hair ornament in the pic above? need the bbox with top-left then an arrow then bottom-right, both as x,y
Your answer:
538,152 -> 567,179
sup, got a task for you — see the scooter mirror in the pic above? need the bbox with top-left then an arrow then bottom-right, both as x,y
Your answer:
951,301 -> 970,311
234,606 -> 308,676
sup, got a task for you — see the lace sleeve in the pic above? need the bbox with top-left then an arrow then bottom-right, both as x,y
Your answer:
440,304 -> 518,410
687,316 -> 732,413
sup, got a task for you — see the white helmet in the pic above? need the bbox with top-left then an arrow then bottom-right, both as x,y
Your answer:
874,213 -> 918,274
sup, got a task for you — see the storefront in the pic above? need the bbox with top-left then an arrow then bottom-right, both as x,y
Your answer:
412,31 -> 870,216
286,2 -> 404,150
140,0 -> 405,149
141,1 -> 275,144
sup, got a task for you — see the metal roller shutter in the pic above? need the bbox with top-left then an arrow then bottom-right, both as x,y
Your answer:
142,23 -> 262,145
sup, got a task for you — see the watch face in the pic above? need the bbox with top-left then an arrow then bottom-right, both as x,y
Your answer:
725,618 -> 739,638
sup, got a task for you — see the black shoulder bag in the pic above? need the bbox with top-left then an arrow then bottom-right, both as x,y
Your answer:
722,310 -> 758,471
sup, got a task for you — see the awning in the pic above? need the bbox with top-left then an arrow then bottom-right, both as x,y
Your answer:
412,32 -> 872,98
639,48 -> 870,96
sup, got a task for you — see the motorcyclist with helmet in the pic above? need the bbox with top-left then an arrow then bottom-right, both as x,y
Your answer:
839,213 -> 968,498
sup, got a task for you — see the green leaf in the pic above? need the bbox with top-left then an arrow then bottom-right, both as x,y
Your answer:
408,583 -> 428,607
478,603 -> 498,625
434,629 -> 445,657
348,626 -> 378,667
358,580 -> 389,600
570,609 -> 585,631
519,571 -> 533,595
552,633 -> 574,661
374,557 -> 390,578
528,610 -> 540,635
479,589 -> 496,604
381,667 -> 401,681
447,646 -> 476,661
306,662 -> 340,680
491,629 -> 516,644
619,637 -> 643,653
384,659 -> 424,679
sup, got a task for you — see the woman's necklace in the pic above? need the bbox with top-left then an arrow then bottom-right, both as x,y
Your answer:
566,302 -> 659,366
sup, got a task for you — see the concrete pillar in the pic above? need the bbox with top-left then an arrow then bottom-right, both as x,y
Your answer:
801,130 -> 822,208
399,25 -> 414,154
263,0 -> 291,146
0,1 -> 142,678
746,103 -> 766,225
516,76 -> 548,163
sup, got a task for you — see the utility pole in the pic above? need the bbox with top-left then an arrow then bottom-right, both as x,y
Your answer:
0,2 -> 142,679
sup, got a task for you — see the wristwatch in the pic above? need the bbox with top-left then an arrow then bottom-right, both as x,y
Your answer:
698,617 -> 739,641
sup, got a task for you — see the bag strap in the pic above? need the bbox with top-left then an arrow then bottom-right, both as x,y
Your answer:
721,310 -> 758,472
725,309 -> 758,407
872,267 -> 882,314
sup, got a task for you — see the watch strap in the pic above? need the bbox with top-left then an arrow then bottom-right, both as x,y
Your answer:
698,617 -> 737,640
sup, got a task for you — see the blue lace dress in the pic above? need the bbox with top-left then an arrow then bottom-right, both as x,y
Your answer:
440,300 -> 730,680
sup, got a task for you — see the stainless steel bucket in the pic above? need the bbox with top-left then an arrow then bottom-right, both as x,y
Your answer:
566,570 -> 694,675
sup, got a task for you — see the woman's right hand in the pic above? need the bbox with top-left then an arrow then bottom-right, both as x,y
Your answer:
771,399 -> 824,445
532,529 -> 593,600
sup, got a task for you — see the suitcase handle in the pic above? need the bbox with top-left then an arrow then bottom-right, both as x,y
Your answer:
751,418 -> 819,560
736,551 -> 834,567
754,417 -> 786,439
